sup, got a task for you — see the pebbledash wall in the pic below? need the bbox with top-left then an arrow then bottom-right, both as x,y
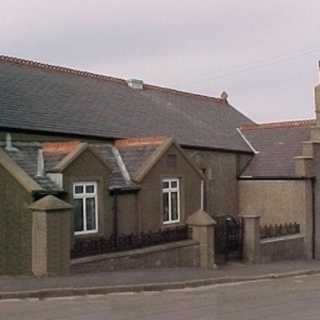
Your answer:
239,179 -> 313,260
136,144 -> 202,233
186,149 -> 250,217
0,163 -> 33,275
2,131 -> 249,219
61,148 -> 115,240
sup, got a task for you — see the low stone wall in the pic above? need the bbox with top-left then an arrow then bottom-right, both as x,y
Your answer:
71,240 -> 200,273
260,234 -> 305,263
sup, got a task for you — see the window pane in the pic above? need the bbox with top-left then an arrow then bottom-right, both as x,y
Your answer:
74,185 -> 84,194
171,180 -> 178,188
74,199 -> 84,232
86,197 -> 96,231
163,192 -> 169,222
86,184 -> 95,194
171,192 -> 179,221
162,181 -> 169,189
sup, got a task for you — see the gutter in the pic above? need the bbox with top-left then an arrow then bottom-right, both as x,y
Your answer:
181,144 -> 254,155
239,176 -> 314,181
311,178 -> 316,259
109,185 -> 140,194
1,127 -> 254,155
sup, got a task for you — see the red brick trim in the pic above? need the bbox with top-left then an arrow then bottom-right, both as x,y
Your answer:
115,137 -> 167,148
240,119 -> 316,131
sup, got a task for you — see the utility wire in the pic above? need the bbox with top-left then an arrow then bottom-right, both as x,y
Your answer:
191,45 -> 320,83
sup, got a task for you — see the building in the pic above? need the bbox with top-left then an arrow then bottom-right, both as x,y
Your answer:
0,55 -> 317,274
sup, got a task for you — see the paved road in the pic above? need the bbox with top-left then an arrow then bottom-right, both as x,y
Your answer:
2,274 -> 320,320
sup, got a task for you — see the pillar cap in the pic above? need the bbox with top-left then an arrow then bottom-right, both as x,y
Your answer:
29,195 -> 72,212
186,209 -> 216,226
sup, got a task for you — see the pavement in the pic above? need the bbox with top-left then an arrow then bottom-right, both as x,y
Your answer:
1,260 -> 320,300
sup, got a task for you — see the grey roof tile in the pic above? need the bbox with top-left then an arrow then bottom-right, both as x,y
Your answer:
0,56 -> 254,152
91,144 -> 138,189
4,145 -> 61,191
2,142 -> 136,191
241,122 -> 313,177
117,145 -> 158,178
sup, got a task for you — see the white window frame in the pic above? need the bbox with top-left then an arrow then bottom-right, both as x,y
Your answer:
162,178 -> 180,224
73,182 -> 98,235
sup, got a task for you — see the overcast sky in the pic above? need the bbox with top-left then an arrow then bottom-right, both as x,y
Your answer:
1,0 -> 320,123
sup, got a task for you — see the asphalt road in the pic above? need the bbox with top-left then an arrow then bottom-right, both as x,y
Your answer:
2,274 -> 320,320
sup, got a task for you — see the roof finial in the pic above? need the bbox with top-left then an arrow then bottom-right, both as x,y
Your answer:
220,91 -> 229,101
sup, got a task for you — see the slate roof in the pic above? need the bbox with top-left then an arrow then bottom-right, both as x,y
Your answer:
0,56 -> 254,153
91,144 -> 137,189
0,143 -> 62,191
115,138 -> 164,179
240,120 -> 314,177
1,141 -> 134,191
41,142 -> 134,189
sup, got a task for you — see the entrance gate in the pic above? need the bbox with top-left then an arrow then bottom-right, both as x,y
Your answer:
214,215 -> 243,263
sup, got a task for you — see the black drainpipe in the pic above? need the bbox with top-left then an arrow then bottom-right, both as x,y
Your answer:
112,190 -> 119,248
312,178 -> 316,259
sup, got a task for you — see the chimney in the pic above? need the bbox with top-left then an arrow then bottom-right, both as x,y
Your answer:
36,149 -> 45,177
5,133 -> 18,152
127,79 -> 144,90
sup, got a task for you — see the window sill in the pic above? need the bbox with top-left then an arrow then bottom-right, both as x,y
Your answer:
74,230 -> 99,238
161,222 -> 185,230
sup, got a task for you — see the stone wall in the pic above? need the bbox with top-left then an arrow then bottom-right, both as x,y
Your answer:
260,234 -> 305,263
0,163 -> 33,275
185,148 -> 242,217
71,240 -> 200,273
239,179 -> 313,259
137,144 -> 202,233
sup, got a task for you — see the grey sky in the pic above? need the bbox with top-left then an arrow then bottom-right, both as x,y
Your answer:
1,0 -> 320,122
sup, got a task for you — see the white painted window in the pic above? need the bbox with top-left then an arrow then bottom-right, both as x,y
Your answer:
73,182 -> 98,235
162,178 -> 180,224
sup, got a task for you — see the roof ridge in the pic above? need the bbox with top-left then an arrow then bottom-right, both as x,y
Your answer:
0,55 -> 224,103
0,55 -> 126,85
240,119 -> 316,131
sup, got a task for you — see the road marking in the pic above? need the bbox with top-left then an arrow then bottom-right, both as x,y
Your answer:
294,280 -> 304,283
107,292 -> 137,296
165,279 -> 273,293
0,297 -> 39,303
294,275 -> 308,279
141,291 -> 161,295
45,295 -> 84,301
0,298 -> 24,303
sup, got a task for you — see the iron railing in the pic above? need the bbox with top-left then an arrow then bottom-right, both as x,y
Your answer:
71,225 -> 190,259
260,222 -> 300,239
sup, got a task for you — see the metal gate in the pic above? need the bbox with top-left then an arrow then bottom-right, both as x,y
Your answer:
214,215 -> 243,262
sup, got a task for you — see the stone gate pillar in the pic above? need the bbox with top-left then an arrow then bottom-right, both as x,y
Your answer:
29,195 -> 72,276
241,215 -> 261,264
187,209 -> 217,269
